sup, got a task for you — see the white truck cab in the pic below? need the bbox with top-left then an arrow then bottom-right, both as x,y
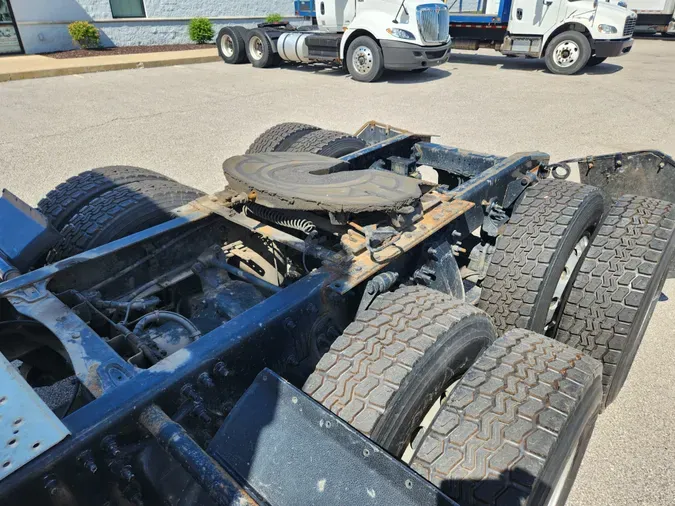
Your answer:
217,0 -> 452,82
448,0 -> 637,73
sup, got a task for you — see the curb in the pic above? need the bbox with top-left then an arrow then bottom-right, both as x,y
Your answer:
0,54 -> 221,83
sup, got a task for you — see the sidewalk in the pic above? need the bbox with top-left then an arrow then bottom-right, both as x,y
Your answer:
0,48 -> 220,82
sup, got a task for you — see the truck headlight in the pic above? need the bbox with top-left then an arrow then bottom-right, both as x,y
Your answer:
598,24 -> 618,33
386,28 -> 416,40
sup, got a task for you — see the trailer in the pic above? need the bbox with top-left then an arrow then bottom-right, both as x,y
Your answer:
627,0 -> 675,34
1,122 -> 674,505
215,1 -> 452,82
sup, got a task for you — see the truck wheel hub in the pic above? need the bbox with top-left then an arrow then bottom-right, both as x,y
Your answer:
553,40 -> 580,67
249,36 -> 264,60
221,34 -> 234,58
352,46 -> 374,74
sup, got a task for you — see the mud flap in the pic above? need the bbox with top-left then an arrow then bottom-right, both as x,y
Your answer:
557,150 -> 675,277
560,150 -> 675,204
208,369 -> 456,506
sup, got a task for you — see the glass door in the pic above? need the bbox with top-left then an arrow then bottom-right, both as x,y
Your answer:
0,0 -> 23,55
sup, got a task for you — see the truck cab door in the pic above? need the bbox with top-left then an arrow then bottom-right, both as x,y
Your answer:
508,0 -> 564,35
317,0 -> 358,29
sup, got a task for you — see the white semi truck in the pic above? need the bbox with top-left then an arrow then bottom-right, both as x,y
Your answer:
446,0 -> 638,74
216,0 -> 452,82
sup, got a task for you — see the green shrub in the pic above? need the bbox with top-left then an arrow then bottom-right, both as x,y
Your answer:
67,21 -> 100,49
265,13 -> 284,23
188,17 -> 214,44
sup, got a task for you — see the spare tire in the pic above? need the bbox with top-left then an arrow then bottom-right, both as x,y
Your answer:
286,129 -> 366,158
50,180 -> 203,261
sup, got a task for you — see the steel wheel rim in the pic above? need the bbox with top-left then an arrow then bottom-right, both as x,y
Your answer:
249,36 -> 264,61
553,40 -> 580,68
545,234 -> 590,333
352,46 -> 374,75
221,34 -> 234,58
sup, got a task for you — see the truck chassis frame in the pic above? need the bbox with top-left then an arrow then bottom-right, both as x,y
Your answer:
1,122 -> 672,505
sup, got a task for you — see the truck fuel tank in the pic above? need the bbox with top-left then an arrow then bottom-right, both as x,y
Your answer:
277,32 -> 311,63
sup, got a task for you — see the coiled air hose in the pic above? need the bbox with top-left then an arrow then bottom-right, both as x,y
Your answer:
243,202 -> 316,235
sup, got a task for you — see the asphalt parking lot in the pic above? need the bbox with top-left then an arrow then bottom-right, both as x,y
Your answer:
1,37 -> 674,505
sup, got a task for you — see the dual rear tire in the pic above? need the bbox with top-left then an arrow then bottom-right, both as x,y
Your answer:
245,122 -> 366,158
303,285 -> 604,505
39,167 -> 203,261
216,26 -> 249,64
479,179 -> 675,408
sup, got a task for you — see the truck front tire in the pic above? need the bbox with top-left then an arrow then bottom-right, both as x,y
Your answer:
346,36 -> 385,82
544,31 -> 591,75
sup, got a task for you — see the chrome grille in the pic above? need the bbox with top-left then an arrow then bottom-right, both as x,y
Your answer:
623,16 -> 636,36
417,4 -> 450,43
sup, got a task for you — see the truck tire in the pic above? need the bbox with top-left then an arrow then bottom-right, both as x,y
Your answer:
346,35 -> 385,82
586,56 -> 607,67
51,180 -> 203,260
303,285 -> 497,457
217,26 -> 248,64
556,195 -> 675,407
478,179 -> 604,335
38,166 -> 171,231
245,122 -> 319,154
544,31 -> 591,75
410,329 -> 603,506
286,129 -> 366,158
245,28 -> 279,68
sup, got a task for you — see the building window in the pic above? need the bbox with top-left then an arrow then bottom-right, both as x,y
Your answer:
110,0 -> 146,18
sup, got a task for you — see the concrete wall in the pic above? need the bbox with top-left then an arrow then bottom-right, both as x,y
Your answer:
12,0 -> 305,54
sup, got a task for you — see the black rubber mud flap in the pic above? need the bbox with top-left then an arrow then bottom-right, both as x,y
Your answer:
567,150 -> 675,278
569,150 -> 675,206
208,369 -> 457,506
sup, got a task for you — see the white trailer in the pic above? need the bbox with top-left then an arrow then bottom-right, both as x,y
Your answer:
626,0 -> 675,34
216,0 -> 452,83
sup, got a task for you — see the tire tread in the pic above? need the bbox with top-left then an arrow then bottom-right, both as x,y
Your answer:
245,122 -> 319,154
51,180 -> 202,260
38,166 -> 170,231
478,179 -> 603,333
556,195 -> 675,404
410,329 -> 602,505
286,129 -> 366,157
303,285 -> 490,439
